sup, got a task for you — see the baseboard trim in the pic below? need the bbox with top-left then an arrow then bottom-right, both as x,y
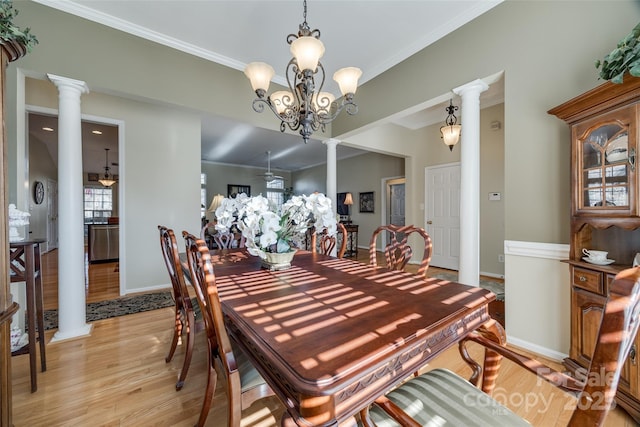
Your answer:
507,335 -> 568,363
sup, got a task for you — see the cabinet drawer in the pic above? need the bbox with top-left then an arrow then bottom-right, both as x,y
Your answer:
572,267 -> 603,294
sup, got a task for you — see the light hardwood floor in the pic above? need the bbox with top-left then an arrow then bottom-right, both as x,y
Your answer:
10,249 -> 637,426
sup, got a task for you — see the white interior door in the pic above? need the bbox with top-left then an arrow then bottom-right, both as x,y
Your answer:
46,178 -> 58,252
425,164 -> 460,270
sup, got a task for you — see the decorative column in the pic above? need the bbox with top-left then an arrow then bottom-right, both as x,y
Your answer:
323,138 -> 340,256
453,79 -> 488,287
323,138 -> 340,216
47,74 -> 92,341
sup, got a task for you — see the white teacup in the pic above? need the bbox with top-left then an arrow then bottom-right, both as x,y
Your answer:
582,248 -> 608,261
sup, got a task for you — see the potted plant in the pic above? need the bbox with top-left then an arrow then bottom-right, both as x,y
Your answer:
0,0 -> 37,58
596,22 -> 640,83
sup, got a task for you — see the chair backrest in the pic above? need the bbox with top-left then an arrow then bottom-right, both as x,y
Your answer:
369,224 -> 432,278
310,223 -> 348,258
182,231 -> 239,391
158,225 -> 192,308
214,231 -> 246,249
200,221 -> 216,249
569,267 -> 640,426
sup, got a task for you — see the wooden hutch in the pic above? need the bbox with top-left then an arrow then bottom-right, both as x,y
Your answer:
549,76 -> 640,422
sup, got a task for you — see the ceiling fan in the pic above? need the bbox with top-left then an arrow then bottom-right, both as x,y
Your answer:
257,151 -> 283,183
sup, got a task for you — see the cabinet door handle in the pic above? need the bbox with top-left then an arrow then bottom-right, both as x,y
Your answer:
579,276 -> 587,282
629,147 -> 636,172
631,344 -> 637,365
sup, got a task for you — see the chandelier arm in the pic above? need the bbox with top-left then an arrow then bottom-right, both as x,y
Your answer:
316,96 -> 359,124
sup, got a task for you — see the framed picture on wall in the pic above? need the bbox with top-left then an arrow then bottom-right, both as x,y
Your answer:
88,173 -> 99,182
228,184 -> 250,198
359,191 -> 374,213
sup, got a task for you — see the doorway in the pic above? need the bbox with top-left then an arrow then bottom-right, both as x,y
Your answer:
381,177 -> 406,248
27,110 -> 123,308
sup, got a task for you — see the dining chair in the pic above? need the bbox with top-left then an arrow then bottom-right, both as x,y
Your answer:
369,224 -> 432,278
360,266 -> 640,427
182,232 -> 274,427
213,231 -> 246,249
310,222 -> 348,258
157,225 -> 198,391
200,221 -> 217,249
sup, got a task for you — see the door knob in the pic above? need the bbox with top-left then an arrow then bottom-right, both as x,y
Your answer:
427,220 -> 433,224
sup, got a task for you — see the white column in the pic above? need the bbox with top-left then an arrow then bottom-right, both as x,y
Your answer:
323,138 -> 340,217
323,138 -> 340,256
453,79 -> 488,287
47,74 -> 92,341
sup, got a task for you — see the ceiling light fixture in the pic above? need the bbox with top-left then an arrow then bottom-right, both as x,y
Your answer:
244,0 -> 362,144
440,99 -> 462,151
98,148 -> 116,187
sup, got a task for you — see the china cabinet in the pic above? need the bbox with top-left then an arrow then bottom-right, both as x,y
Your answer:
549,76 -> 640,422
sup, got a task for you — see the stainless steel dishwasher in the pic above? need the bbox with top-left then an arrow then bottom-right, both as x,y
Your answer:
88,224 -> 119,263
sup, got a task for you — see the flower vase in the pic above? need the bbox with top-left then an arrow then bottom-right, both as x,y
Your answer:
261,250 -> 297,271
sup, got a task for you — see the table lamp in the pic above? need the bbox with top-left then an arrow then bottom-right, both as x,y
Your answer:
344,192 -> 353,223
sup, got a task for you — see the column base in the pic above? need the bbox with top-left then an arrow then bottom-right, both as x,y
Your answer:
50,323 -> 93,343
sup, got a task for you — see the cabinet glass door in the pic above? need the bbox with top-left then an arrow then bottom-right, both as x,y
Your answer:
581,122 -> 630,210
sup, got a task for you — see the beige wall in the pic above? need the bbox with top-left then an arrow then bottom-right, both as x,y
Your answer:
24,78 -> 201,293
201,161 -> 292,221
293,151 -> 405,247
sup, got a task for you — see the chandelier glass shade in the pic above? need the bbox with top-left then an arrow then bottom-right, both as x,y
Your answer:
440,99 -> 461,151
244,0 -> 362,144
99,148 -> 116,187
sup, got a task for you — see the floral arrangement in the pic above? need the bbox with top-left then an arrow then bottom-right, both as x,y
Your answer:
215,192 -> 337,259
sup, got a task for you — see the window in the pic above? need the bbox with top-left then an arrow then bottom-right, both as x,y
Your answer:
201,173 -> 207,218
84,187 -> 113,226
266,178 -> 285,208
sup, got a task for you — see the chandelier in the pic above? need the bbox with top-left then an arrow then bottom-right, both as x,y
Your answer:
99,148 -> 116,187
440,99 -> 461,151
244,0 -> 362,144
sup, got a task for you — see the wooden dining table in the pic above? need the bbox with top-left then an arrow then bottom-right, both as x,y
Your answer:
186,249 -> 502,426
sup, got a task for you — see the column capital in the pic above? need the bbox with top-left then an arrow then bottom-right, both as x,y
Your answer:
322,138 -> 341,147
453,79 -> 489,98
47,73 -> 89,94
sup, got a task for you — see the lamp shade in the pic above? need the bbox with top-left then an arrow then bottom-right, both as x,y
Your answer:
290,36 -> 325,71
208,194 -> 225,213
344,192 -> 354,205
271,91 -> 294,115
333,67 -> 362,95
440,124 -> 462,150
244,62 -> 275,92
99,178 -> 116,187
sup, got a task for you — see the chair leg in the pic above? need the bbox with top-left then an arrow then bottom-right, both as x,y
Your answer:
195,354 -> 217,427
165,305 -> 182,363
176,310 -> 195,390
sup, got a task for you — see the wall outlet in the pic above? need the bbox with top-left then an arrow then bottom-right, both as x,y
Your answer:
498,254 -> 505,263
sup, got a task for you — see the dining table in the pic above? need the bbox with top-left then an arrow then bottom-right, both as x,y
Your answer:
184,248 -> 503,426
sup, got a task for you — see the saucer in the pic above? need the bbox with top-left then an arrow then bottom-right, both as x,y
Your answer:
582,256 -> 615,265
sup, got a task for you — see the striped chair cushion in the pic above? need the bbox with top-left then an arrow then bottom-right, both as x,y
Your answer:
368,368 -> 531,427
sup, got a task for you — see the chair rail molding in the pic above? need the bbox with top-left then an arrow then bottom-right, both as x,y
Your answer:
504,240 -> 570,260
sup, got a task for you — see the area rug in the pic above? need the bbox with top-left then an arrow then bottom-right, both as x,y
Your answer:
42,291 -> 176,331
431,272 -> 505,301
